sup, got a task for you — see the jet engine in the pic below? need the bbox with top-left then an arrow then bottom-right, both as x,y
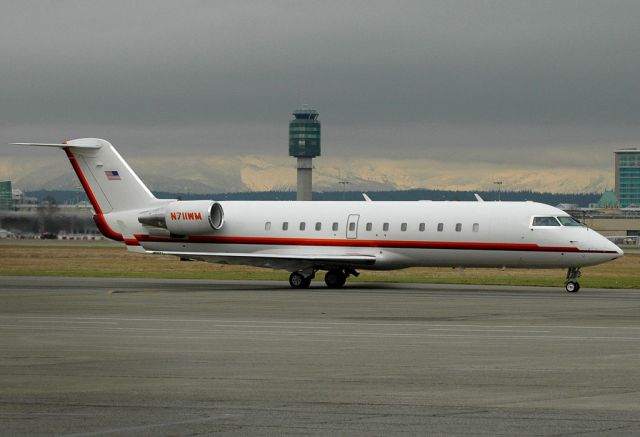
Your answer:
138,200 -> 224,235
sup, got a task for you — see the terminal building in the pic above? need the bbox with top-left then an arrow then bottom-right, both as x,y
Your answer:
0,181 -> 13,211
560,148 -> 640,245
615,148 -> 640,208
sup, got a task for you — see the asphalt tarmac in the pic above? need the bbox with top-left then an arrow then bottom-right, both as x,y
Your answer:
2,277 -> 640,436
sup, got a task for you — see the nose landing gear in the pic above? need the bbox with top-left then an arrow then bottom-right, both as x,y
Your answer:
565,267 -> 581,293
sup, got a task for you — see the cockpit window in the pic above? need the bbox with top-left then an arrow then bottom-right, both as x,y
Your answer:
557,216 -> 583,226
532,216 -> 561,226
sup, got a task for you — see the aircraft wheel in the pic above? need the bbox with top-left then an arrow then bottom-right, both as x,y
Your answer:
289,272 -> 310,289
565,281 -> 580,293
325,270 -> 347,288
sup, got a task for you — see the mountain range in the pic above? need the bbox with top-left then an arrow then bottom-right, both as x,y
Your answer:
0,154 -> 613,194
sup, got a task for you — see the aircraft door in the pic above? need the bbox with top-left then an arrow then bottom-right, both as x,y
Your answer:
346,214 -> 360,239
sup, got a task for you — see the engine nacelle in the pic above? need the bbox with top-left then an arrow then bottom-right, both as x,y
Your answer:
139,200 -> 224,235
165,200 -> 224,235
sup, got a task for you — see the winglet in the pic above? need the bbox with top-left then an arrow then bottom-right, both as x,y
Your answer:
474,193 -> 485,202
362,193 -> 372,202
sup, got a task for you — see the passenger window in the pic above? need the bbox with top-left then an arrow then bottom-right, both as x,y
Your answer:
366,222 -> 372,231
437,223 -> 444,232
419,223 -> 425,232
472,223 -> 479,232
383,222 -> 389,232
401,223 -> 407,231
315,222 -> 321,231
455,223 -> 462,232
532,217 -> 560,226
332,222 -> 339,231
282,222 -> 288,231
299,222 -> 306,231
265,221 -> 271,231
349,222 -> 356,231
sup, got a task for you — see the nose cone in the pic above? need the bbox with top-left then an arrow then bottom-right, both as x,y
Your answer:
577,230 -> 624,266
614,242 -> 625,258
599,234 -> 624,259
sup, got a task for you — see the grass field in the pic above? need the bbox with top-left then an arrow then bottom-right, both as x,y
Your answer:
0,243 -> 638,289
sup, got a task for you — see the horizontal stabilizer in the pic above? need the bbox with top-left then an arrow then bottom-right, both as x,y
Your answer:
11,142 -> 101,149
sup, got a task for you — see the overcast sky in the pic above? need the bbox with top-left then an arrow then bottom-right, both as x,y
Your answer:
2,0 -> 639,170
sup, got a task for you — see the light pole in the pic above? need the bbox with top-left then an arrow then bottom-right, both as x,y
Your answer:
494,181 -> 503,201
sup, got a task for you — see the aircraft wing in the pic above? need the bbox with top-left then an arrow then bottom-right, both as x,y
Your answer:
149,250 -> 377,270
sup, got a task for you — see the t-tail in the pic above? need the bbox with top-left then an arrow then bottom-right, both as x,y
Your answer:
11,138 -> 170,243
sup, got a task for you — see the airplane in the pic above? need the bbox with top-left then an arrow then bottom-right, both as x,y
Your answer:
11,138 -> 623,292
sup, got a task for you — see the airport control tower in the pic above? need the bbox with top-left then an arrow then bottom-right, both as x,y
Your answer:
289,106 -> 320,201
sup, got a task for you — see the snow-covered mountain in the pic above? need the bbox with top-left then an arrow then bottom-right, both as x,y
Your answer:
0,154 -> 613,194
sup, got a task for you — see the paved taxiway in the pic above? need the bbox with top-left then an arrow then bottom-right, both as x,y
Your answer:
2,277 -> 640,436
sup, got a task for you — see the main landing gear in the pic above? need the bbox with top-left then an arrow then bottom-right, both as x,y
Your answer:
288,268 -> 359,289
324,269 -> 347,288
324,268 -> 359,288
565,267 -> 581,293
289,271 -> 313,289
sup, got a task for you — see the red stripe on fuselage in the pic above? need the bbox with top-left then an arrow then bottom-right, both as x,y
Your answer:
64,147 -> 124,242
133,234 -> 616,254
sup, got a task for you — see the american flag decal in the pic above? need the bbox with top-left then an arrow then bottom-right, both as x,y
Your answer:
105,170 -> 121,181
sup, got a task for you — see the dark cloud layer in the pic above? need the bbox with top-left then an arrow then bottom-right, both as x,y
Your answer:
1,0 -> 639,167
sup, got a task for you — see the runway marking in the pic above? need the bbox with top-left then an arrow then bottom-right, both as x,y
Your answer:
429,328 -> 549,333
0,324 -> 330,332
4,316 -> 640,331
59,414 -> 237,437
26,320 -> 119,325
1,325 -> 552,335
6,326 -> 640,342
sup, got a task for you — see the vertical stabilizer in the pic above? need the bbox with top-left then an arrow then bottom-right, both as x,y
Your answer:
11,138 -> 163,242
13,138 -> 157,214
63,138 -> 156,213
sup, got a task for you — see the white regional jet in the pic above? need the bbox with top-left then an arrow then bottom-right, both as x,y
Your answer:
13,138 -> 623,292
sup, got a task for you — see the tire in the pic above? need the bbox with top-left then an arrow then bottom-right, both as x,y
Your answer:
565,281 -> 579,293
289,272 -> 310,289
324,270 -> 347,288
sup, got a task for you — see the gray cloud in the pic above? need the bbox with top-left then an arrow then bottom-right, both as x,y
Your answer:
1,0 -> 639,175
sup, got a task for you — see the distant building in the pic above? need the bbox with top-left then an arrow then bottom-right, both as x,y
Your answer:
11,188 -> 23,203
10,188 -> 38,212
0,181 -> 13,211
289,106 -> 321,201
615,148 -> 640,208
556,203 -> 580,210
597,190 -> 618,209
